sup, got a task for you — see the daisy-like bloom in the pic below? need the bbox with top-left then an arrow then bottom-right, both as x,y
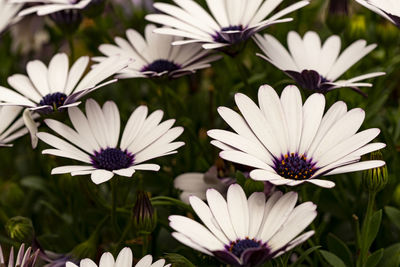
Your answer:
94,24 -> 222,79
0,244 -> 39,267
208,84 -> 386,188
145,0 -> 310,51
11,0 -> 92,16
170,184 -> 316,266
0,106 -> 38,147
356,0 -> 400,28
37,99 -> 184,184
254,31 -> 385,95
0,53 -> 130,114
66,247 -> 171,267
0,0 -> 22,33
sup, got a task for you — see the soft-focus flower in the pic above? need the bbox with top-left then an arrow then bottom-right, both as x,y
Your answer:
0,53 -> 129,114
66,247 -> 171,267
0,244 -> 39,267
145,0 -> 310,51
356,0 -> 400,28
11,0 -> 92,16
170,184 -> 316,266
94,24 -> 221,79
0,106 -> 38,147
37,99 -> 184,184
254,31 -> 385,95
208,84 -> 386,188
0,0 -> 21,33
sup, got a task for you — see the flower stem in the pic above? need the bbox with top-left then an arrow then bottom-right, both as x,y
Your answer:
357,191 -> 376,267
111,178 -> 119,235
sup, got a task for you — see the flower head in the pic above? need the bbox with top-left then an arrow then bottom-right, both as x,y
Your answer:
66,247 -> 171,267
254,31 -> 385,95
145,0 -> 309,51
0,0 -> 21,33
94,24 -> 221,79
170,184 -> 316,266
356,0 -> 400,28
37,99 -> 184,184
208,84 -> 386,188
0,244 -> 39,267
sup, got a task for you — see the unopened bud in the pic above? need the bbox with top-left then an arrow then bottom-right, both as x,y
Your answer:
6,216 -> 34,243
362,151 -> 388,193
326,0 -> 348,34
132,191 -> 157,235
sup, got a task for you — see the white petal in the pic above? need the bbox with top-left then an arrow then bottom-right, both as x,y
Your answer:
91,169 -> 114,184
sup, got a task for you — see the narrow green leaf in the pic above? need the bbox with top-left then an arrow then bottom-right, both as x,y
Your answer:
366,210 -> 382,249
164,253 -> 196,267
378,243 -> 400,267
327,233 -> 353,266
291,246 -> 321,267
366,249 -> 384,267
320,250 -> 346,267
384,206 -> 400,230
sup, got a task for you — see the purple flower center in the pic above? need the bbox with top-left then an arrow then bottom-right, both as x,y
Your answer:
91,148 -> 134,171
141,59 -> 181,74
213,25 -> 244,43
39,92 -> 67,109
274,153 -> 317,180
228,238 -> 262,258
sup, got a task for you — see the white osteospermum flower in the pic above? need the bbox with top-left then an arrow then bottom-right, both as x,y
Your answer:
0,244 -> 39,267
37,99 -> 184,184
145,0 -> 310,51
254,31 -> 385,95
208,84 -> 386,188
356,0 -> 400,28
94,24 -> 222,79
11,0 -> 92,16
0,0 -> 22,33
66,247 -> 171,267
0,53 -> 130,114
0,106 -> 38,147
170,184 -> 316,266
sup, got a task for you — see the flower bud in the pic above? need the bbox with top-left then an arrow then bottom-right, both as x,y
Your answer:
326,0 -> 348,34
362,151 -> 388,193
71,235 -> 97,259
5,216 -> 34,243
132,191 -> 157,235
346,15 -> 367,39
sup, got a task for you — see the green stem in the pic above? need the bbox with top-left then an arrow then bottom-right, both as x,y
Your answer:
67,35 -> 75,61
111,178 -> 120,235
358,191 -> 376,267
142,234 -> 149,256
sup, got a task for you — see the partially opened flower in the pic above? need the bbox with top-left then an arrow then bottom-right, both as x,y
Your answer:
11,0 -> 92,16
356,0 -> 400,28
145,0 -> 309,51
0,106 -> 38,147
0,0 -> 21,33
0,244 -> 39,267
94,24 -> 221,79
66,247 -> 171,267
37,99 -> 184,184
254,31 -> 385,95
0,53 -> 130,114
208,84 -> 385,188
170,184 -> 316,266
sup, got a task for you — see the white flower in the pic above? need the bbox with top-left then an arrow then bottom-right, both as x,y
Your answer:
11,0 -> 92,16
0,244 -> 39,267
254,31 -> 385,95
0,53 -> 130,113
94,24 -> 221,79
66,247 -> 171,267
0,0 -> 22,33
0,106 -> 38,147
170,184 -> 316,266
356,0 -> 400,28
208,84 -> 386,188
37,99 -> 184,184
145,0 -> 310,50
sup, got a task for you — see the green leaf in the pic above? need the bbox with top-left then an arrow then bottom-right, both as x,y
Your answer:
366,210 -> 382,249
327,233 -> 353,266
320,250 -> 346,267
366,249 -> 384,267
20,176 -> 48,193
378,243 -> 400,267
164,253 -> 196,267
291,246 -> 321,267
384,206 -> 400,230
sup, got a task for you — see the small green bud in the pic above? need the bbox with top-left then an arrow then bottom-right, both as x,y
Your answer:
346,15 -> 367,39
326,0 -> 348,34
243,179 -> 264,196
132,191 -> 157,235
362,151 -> 388,193
71,234 -> 97,259
5,216 -> 34,243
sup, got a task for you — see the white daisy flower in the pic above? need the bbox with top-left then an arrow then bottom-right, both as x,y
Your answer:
66,247 -> 171,267
0,244 -> 39,267
0,106 -> 38,147
145,0 -> 310,51
93,24 -> 222,79
356,0 -> 400,28
11,0 -> 92,16
208,84 -> 386,188
0,0 -> 22,33
37,99 -> 184,184
170,184 -> 316,266
254,31 -> 385,95
0,53 -> 130,114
